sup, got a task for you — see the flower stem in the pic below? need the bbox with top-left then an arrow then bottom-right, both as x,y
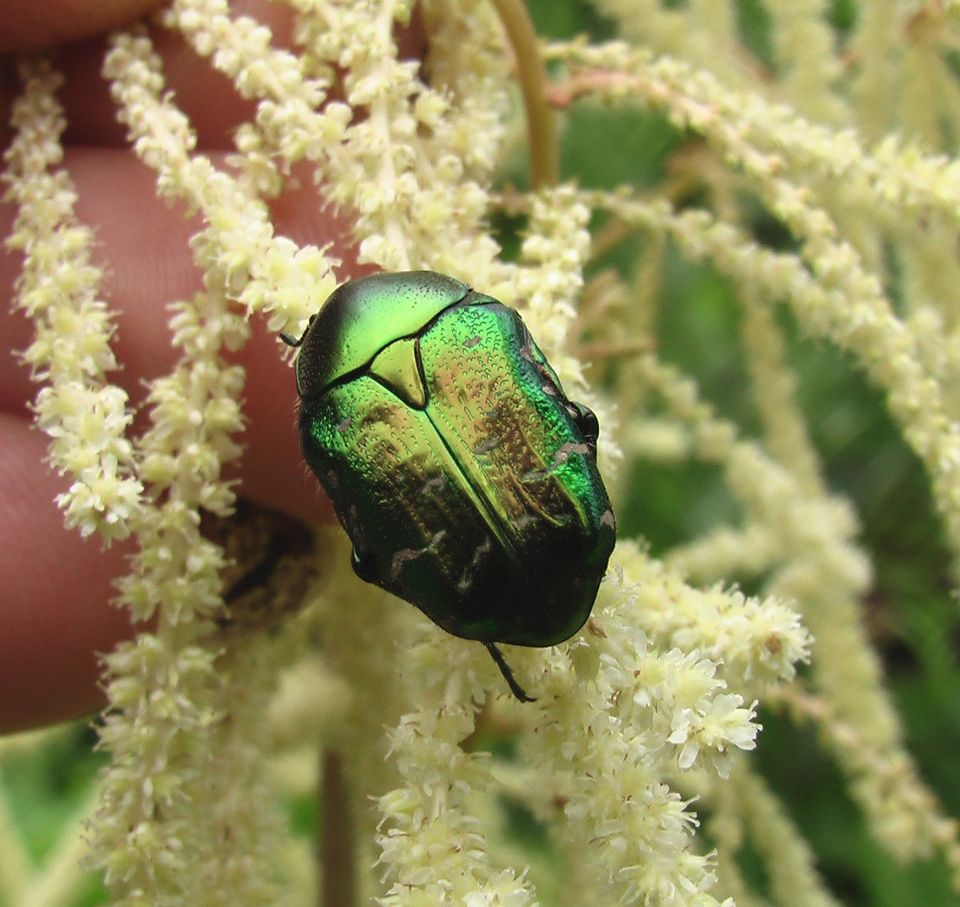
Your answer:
489,0 -> 558,188
320,749 -> 355,907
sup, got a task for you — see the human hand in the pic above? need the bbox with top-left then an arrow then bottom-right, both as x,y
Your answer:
0,0 -> 397,731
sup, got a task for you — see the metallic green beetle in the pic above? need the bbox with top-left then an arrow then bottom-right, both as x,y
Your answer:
288,271 -> 616,700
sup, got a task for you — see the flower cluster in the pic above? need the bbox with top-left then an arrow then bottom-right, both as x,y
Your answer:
3,61 -> 142,542
3,1 -> 960,905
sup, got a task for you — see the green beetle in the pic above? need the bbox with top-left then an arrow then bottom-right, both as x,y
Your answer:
287,271 -> 616,700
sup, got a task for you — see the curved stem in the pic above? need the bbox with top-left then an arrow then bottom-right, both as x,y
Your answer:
489,0 -> 558,189
320,749 -> 355,907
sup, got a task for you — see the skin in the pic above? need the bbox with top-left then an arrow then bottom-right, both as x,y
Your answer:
0,1 -> 420,732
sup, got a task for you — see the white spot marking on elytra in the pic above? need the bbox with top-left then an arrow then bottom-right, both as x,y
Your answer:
390,529 -> 447,581
474,436 -> 500,455
457,537 -> 492,593
511,513 -> 537,530
552,441 -> 590,466
420,474 -> 447,495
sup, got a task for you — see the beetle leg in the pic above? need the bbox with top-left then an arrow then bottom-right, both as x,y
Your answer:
484,642 -> 537,703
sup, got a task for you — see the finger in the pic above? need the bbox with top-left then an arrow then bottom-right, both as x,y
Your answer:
1,147 -> 359,523
0,1 -> 290,150
0,150 -> 352,732
2,1 -> 425,150
0,413 -> 136,731
42,0 -> 296,149
0,0 -> 166,54
0,157 -> 355,731
0,0 -> 426,734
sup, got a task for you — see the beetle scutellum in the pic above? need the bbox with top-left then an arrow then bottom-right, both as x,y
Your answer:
284,271 -> 616,701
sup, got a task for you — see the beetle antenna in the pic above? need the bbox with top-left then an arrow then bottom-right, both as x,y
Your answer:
484,642 -> 537,703
280,314 -> 317,348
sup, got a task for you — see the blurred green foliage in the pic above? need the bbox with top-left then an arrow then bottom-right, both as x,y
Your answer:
1,726 -> 106,906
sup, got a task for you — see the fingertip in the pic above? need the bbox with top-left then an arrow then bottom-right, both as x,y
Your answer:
0,415 -> 138,732
0,0 -> 166,54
